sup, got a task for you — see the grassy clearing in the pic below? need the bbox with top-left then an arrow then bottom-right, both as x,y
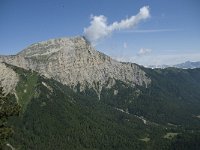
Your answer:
140,137 -> 150,142
164,133 -> 178,139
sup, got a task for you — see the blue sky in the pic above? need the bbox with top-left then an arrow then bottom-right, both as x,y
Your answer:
0,0 -> 200,66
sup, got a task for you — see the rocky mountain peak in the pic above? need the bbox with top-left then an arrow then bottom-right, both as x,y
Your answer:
0,36 -> 151,99
18,36 -> 91,57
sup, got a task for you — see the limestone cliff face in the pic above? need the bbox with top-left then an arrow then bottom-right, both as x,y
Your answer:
0,36 -> 150,98
0,62 -> 19,95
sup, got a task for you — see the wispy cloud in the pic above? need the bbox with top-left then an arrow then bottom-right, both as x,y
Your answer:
123,42 -> 127,49
122,29 -> 179,33
138,48 -> 152,56
84,6 -> 150,44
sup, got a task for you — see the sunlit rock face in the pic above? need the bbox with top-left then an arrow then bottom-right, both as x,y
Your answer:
0,36 -> 150,98
0,62 -> 19,95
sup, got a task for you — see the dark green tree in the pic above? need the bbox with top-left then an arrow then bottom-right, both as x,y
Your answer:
0,87 -> 20,149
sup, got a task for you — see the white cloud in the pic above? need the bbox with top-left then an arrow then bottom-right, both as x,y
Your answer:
138,48 -> 152,56
84,6 -> 150,44
123,42 -> 127,49
125,29 -> 179,33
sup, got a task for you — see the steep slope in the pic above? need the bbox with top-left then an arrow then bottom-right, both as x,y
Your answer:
0,36 -> 150,99
100,67 -> 200,128
4,64 -> 165,150
2,64 -> 200,150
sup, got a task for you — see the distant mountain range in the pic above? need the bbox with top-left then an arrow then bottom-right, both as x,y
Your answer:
148,61 -> 200,69
174,61 -> 200,69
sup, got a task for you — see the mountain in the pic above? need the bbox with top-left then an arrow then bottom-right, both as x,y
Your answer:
0,36 -> 200,150
174,61 -> 200,69
148,64 -> 170,69
148,61 -> 200,69
0,36 -> 150,99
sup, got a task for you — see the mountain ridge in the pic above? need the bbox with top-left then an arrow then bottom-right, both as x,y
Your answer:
174,61 -> 200,69
148,61 -> 200,69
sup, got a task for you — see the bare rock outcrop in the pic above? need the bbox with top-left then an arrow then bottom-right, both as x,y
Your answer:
0,62 -> 19,95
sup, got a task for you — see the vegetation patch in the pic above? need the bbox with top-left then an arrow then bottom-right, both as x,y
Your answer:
140,137 -> 150,142
164,132 -> 178,139
5,64 -> 39,112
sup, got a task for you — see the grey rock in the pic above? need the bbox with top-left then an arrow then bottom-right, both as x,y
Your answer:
0,36 -> 151,99
0,62 -> 19,95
